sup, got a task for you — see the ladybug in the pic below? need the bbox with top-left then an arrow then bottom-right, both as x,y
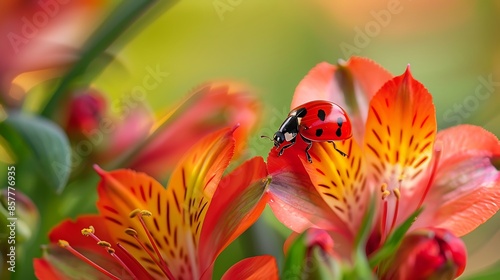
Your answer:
263,100 -> 353,163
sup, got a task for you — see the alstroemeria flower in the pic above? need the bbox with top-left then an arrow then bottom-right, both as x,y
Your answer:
267,57 -> 500,260
60,82 -> 260,180
34,127 -> 278,279
121,82 -> 261,180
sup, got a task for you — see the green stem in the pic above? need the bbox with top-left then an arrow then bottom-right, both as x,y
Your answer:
40,0 -> 157,118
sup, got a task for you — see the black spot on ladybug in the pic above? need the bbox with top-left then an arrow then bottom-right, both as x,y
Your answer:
317,109 -> 326,121
316,129 -> 323,137
336,117 -> 343,137
336,127 -> 342,137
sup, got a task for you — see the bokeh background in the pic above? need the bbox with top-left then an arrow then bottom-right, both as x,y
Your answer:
1,0 -> 500,279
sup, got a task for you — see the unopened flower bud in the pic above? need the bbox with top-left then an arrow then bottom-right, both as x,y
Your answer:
64,89 -> 106,135
380,228 -> 466,280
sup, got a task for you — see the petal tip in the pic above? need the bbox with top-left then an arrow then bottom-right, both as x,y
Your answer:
93,164 -> 106,177
404,64 -> 412,75
400,64 -> 415,86
230,123 -> 240,133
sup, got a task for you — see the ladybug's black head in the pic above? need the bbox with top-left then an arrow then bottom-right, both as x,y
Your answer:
272,131 -> 285,148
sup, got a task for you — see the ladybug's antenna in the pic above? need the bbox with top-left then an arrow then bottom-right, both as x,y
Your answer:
260,135 -> 273,142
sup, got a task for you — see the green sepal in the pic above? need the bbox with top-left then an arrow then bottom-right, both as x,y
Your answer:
369,207 -> 423,269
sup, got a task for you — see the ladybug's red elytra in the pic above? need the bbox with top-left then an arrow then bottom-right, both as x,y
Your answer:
263,100 -> 353,163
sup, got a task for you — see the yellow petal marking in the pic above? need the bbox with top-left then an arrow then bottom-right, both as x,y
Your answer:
303,138 -> 369,232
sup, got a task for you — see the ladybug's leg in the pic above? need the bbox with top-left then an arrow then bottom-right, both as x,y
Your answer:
300,134 -> 313,163
330,141 -> 347,157
278,137 -> 296,156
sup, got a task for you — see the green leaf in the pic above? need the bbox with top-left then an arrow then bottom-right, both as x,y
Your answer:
308,247 -> 340,279
368,207 -> 423,268
0,113 -> 71,193
282,232 -> 308,279
354,195 -> 376,248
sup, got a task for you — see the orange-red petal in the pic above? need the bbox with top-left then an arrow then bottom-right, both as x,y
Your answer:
364,66 -> 436,186
127,82 -> 260,180
0,0 -> 105,102
94,167 -> 169,278
33,258 -> 65,280
344,57 -> 394,106
48,215 -> 115,259
291,62 -> 339,108
291,57 -> 392,109
165,126 -> 235,253
221,256 -> 279,280
413,125 -> 500,236
97,104 -> 154,163
363,66 -> 437,230
199,157 -> 269,274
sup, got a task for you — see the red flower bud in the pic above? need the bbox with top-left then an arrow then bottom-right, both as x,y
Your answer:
381,228 -> 467,280
64,89 -> 106,134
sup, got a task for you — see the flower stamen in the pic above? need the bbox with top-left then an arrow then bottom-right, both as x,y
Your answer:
381,183 -> 390,199
82,226 -> 138,280
381,200 -> 389,241
380,183 -> 389,240
380,182 -> 402,241
131,210 -> 166,265
417,143 -> 442,210
116,243 -> 151,277
81,225 -> 95,236
97,241 -> 112,247
58,240 -> 120,280
106,246 -> 138,279
128,210 -> 175,280
390,187 -> 401,233
125,228 -> 167,273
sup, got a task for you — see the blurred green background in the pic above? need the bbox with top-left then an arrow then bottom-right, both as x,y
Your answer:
2,0 -> 500,279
